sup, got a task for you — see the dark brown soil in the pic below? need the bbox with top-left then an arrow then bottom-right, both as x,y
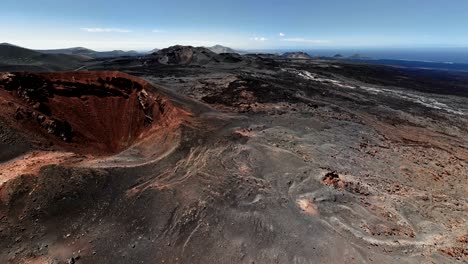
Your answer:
0,56 -> 467,264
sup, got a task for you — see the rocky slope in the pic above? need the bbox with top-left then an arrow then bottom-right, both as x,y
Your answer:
0,57 -> 466,263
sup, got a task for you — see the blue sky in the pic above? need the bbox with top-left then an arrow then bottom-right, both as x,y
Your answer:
1,0 -> 467,51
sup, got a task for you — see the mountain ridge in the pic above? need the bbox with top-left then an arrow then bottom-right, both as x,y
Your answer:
0,44 -> 90,71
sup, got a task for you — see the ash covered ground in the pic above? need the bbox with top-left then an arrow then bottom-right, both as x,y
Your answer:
0,47 -> 467,263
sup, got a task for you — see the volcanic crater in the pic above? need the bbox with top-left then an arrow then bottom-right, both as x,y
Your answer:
0,71 -> 181,154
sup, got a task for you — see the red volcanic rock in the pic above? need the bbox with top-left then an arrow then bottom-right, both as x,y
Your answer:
322,171 -> 343,188
0,71 -> 182,154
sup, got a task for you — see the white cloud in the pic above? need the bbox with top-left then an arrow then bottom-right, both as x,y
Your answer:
250,37 -> 267,41
80,28 -> 132,33
281,38 -> 330,44
279,32 -> 285,37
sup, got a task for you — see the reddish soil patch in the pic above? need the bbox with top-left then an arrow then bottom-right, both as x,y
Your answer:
0,71 -> 183,154
322,171 -> 370,195
0,151 -> 75,186
322,171 -> 343,189
440,247 -> 467,259
296,198 -> 319,216
458,234 -> 468,243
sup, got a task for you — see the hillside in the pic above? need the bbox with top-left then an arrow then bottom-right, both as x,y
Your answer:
207,45 -> 238,54
36,47 -> 96,57
0,44 -> 90,71
151,45 -> 222,65
282,51 -> 313,59
37,47 -> 143,58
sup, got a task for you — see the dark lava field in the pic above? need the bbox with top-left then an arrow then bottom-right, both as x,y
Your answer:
0,46 -> 467,263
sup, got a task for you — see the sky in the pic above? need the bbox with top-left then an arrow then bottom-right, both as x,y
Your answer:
1,0 -> 468,51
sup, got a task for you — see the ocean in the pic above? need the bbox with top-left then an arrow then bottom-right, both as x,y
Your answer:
299,48 -> 468,64
264,47 -> 468,72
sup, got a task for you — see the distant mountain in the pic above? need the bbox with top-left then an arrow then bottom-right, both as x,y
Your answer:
0,43 -> 20,47
0,43 -> 42,59
148,45 -> 246,66
151,45 -> 220,65
36,47 -> 96,57
348,53 -> 370,60
206,45 -> 238,54
0,43 -> 90,71
282,52 -> 312,59
36,47 -> 144,58
97,50 -> 142,58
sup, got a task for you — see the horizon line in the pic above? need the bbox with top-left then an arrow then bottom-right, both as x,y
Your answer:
2,42 -> 468,53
